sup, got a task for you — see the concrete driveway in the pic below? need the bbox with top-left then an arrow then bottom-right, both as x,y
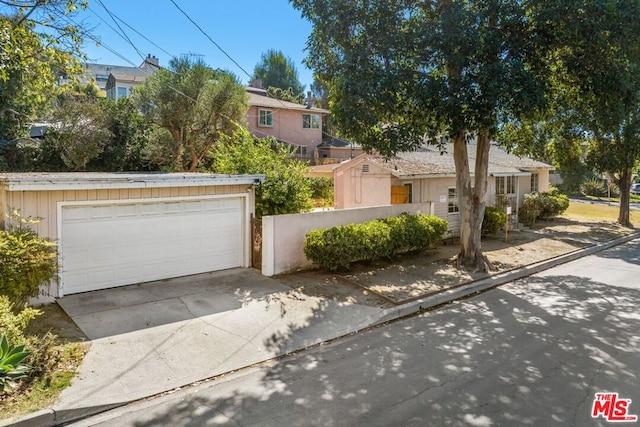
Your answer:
53,268 -> 388,422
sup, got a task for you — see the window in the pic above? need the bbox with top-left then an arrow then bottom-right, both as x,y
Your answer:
405,183 -> 413,203
448,187 -> 459,214
117,87 -> 127,99
530,173 -> 539,192
496,176 -> 516,195
296,146 -> 307,156
106,87 -> 115,100
302,114 -> 320,129
258,109 -> 273,127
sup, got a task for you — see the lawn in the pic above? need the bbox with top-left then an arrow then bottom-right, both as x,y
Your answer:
563,201 -> 640,226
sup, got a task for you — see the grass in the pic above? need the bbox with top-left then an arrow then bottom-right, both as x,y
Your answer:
0,304 -> 88,421
0,342 -> 87,418
563,201 -> 640,226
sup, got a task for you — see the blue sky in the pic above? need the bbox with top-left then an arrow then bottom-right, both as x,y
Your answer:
76,0 -> 315,88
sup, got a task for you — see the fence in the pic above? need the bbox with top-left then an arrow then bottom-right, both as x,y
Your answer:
261,203 -> 434,276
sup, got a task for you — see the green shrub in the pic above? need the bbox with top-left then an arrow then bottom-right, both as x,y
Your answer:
539,187 -> 570,218
519,188 -> 570,226
0,334 -> 32,394
519,195 -> 542,227
308,177 -> 334,207
0,297 -> 41,346
482,206 -> 507,236
0,211 -> 58,309
580,179 -> 607,197
304,214 -> 448,270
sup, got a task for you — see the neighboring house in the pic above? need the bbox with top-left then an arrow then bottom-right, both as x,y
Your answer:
0,172 -> 264,298
316,136 -> 364,162
105,71 -> 150,101
246,85 -> 328,161
333,142 -> 553,231
105,55 -> 160,101
59,54 -> 160,98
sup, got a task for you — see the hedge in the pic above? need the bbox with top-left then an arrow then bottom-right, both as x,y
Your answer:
0,214 -> 58,310
304,213 -> 448,271
519,187 -> 570,226
482,206 -> 507,236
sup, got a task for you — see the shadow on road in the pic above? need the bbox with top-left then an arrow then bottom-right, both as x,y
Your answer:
125,271 -> 640,426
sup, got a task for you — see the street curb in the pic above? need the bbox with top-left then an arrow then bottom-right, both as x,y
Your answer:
0,409 -> 54,427
373,231 -> 640,325
5,231 -> 638,427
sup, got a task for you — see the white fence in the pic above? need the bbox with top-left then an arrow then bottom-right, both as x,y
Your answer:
261,203 -> 435,276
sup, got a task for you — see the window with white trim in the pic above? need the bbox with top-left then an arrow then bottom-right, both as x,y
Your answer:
496,176 -> 516,195
302,114 -> 320,129
258,109 -> 273,127
530,173 -> 539,192
448,187 -> 459,214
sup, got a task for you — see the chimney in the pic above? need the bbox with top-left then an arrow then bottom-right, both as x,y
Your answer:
142,53 -> 159,68
306,91 -> 313,108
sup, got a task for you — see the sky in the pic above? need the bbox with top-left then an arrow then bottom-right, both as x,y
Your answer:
74,0 -> 315,88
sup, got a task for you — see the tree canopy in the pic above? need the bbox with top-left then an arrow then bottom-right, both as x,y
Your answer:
209,128 -> 313,217
133,57 -> 248,172
291,0 -> 552,270
252,49 -> 304,96
498,0 -> 640,226
0,0 -> 87,139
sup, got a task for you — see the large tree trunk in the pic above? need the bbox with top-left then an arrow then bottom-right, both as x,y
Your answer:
617,167 -> 633,227
453,130 -> 492,271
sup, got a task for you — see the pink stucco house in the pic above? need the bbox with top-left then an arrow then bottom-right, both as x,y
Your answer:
246,86 -> 328,161
333,142 -> 553,231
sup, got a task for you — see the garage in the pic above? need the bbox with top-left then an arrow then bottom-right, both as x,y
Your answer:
0,173 -> 264,297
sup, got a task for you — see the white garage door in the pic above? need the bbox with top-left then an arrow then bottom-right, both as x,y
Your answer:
60,197 -> 245,294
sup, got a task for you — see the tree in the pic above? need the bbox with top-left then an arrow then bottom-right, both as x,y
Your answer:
564,2 -> 640,227
265,86 -> 304,104
291,0 -> 551,270
209,128 -> 313,217
252,49 -> 304,96
0,1 -> 87,139
43,93 -> 112,171
133,57 -> 248,172
97,97 -> 152,171
498,0 -> 640,226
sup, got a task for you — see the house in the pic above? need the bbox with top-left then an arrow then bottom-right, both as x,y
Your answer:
105,70 -> 151,101
0,172 -> 264,298
58,54 -> 160,98
105,55 -> 160,100
246,85 -> 328,161
316,136 -> 364,162
333,142 -> 553,230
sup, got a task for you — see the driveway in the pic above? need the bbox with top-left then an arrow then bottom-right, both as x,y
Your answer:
53,268 -> 389,421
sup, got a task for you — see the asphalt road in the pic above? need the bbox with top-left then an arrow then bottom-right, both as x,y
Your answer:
71,239 -> 640,427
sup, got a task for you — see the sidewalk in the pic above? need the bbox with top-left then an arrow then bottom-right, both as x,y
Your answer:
3,230 -> 639,427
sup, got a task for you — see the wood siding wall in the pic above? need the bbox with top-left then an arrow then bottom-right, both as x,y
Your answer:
2,184 -> 249,241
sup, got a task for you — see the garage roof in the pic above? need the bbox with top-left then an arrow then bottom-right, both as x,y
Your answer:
0,172 -> 265,191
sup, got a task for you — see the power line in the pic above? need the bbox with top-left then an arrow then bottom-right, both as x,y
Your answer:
169,0 -> 253,79
70,6 -> 338,148
87,5 -> 176,60
95,0 -> 145,62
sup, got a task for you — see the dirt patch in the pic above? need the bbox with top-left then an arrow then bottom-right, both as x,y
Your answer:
25,302 -> 88,344
275,270 -> 397,309
287,218 -> 636,305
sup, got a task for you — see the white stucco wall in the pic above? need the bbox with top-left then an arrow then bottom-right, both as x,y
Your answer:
334,159 -> 392,209
262,203 -> 434,276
